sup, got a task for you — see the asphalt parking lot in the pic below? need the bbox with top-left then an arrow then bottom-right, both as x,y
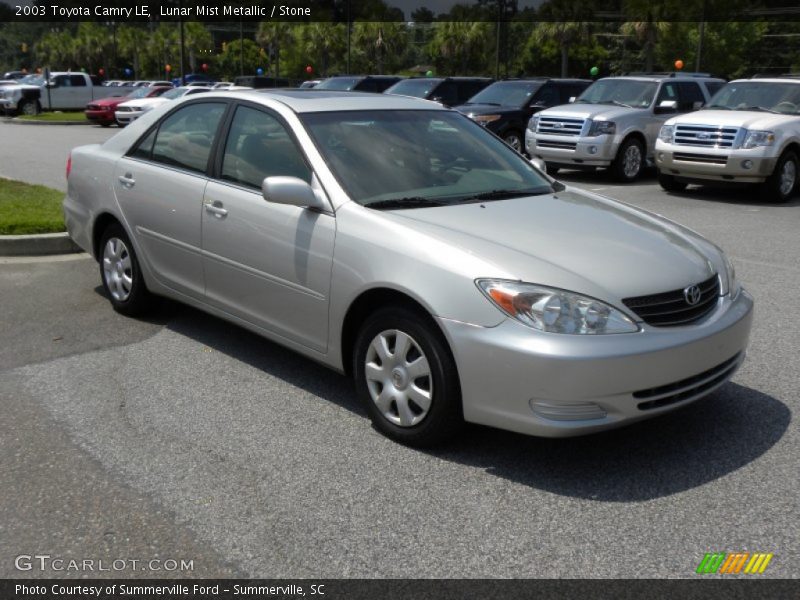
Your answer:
1,122 -> 798,579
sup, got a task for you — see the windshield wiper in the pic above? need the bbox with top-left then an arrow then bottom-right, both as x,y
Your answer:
610,100 -> 634,108
457,188 -> 550,203
365,196 -> 447,210
735,105 -> 779,114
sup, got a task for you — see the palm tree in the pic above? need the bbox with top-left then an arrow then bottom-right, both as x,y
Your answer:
300,23 -> 346,77
530,22 -> 592,78
620,20 -> 670,72
184,22 -> 212,74
352,22 -> 408,74
73,22 -> 109,73
431,22 -> 491,74
256,22 -> 294,78
117,25 -> 149,78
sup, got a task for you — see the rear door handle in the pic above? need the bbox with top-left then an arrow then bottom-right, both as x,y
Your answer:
118,173 -> 135,187
204,201 -> 228,218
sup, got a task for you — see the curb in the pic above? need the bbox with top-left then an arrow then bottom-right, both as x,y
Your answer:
0,232 -> 82,256
2,118 -> 90,126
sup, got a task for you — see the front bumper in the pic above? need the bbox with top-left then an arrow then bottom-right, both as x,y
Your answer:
525,131 -> 618,167
655,144 -> 777,184
437,289 -> 753,437
115,110 -> 144,124
85,109 -> 115,123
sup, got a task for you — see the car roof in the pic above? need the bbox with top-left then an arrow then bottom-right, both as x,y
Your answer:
199,89 -> 443,113
733,77 -> 800,84
601,75 -> 725,83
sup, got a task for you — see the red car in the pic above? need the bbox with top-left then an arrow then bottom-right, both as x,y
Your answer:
85,86 -> 172,127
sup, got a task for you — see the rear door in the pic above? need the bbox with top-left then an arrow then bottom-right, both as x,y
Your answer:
201,103 -> 335,352
113,101 -> 227,299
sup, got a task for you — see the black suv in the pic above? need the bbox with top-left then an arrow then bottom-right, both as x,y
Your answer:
384,77 -> 494,107
315,75 -> 403,93
234,76 -> 291,88
455,78 -> 592,152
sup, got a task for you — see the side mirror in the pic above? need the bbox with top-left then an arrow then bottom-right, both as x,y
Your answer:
262,176 -> 328,211
530,157 -> 547,172
654,99 -> 678,114
46,81 -> 58,88
568,96 -> 576,103
692,100 -> 704,110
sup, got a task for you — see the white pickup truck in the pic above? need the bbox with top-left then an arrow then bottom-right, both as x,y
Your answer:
0,72 -> 134,115
655,76 -> 800,203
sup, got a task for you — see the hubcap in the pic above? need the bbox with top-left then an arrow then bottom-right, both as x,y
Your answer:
365,329 -> 433,427
779,159 -> 796,196
623,144 -> 642,178
505,134 -> 522,152
102,237 -> 133,302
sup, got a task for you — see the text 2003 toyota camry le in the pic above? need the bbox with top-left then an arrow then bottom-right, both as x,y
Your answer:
64,90 -> 753,447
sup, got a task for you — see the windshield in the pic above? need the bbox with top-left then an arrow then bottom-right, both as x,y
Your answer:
19,74 -> 45,85
576,79 -> 657,108
127,87 -> 151,99
161,87 -> 188,99
301,110 -> 552,207
465,81 -> 542,107
384,78 -> 441,99
315,77 -> 361,91
706,81 -> 800,114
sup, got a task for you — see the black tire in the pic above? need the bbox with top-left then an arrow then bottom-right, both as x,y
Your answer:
100,122 -> 111,128
98,223 -> 154,316
546,164 -> 560,176
610,137 -> 645,182
502,130 -> 524,153
761,150 -> 798,203
353,306 -> 463,447
19,100 -> 41,116
657,172 -> 688,192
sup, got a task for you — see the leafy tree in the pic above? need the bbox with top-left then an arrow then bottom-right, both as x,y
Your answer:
530,22 -> 593,77
256,22 -> 295,78
215,38 -> 263,80
429,21 -> 493,75
352,22 -> 408,74
299,23 -> 347,77
117,25 -> 150,79
184,22 -> 213,75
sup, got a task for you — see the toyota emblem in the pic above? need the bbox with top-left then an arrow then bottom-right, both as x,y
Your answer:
684,285 -> 702,305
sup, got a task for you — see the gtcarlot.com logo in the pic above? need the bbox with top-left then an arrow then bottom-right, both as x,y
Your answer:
696,552 -> 774,574
14,554 -> 194,572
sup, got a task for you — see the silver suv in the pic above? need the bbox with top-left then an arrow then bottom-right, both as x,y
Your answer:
525,74 -> 725,181
655,76 -> 800,202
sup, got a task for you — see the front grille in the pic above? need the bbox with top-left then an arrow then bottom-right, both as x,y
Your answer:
536,116 -> 585,136
674,124 -> 740,148
86,104 -> 101,111
537,140 -> 577,150
116,106 -> 134,112
634,352 -> 742,410
623,274 -> 720,327
673,152 -> 728,165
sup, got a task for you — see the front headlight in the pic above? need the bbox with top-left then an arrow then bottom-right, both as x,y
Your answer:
471,114 -> 501,126
527,115 -> 539,132
720,252 -> 739,298
476,279 -> 639,334
658,124 -> 674,144
587,120 -> 616,136
742,130 -> 775,149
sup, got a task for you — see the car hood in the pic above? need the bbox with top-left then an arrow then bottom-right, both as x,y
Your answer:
455,103 -> 522,116
92,95 -> 130,107
118,98 -> 168,109
667,109 -> 800,130
381,188 -> 717,303
538,102 -> 643,122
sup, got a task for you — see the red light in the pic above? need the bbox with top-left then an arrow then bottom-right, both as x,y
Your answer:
66,153 -> 72,179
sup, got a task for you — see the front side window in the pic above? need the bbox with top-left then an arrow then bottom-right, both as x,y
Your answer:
150,102 -> 226,174
315,77 -> 360,91
576,80 -> 657,108
385,78 -> 440,99
466,81 -> 543,108
301,110 -> 552,206
655,82 -> 679,107
70,75 -> 87,87
221,105 -> 311,189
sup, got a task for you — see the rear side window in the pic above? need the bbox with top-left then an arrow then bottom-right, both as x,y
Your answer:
150,103 -> 226,174
220,105 -> 311,189
434,81 -> 458,106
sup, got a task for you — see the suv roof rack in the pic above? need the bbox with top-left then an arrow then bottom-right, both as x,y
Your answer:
623,71 -> 714,78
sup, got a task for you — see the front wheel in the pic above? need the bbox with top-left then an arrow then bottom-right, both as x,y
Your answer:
761,151 -> 798,203
353,306 -> 463,447
657,172 -> 688,192
610,137 -> 645,182
502,130 -> 524,153
19,100 -> 41,116
99,224 -> 154,316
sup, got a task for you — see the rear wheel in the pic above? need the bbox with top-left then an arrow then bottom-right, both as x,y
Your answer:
99,224 -> 154,316
761,150 -> 798,203
353,306 -> 463,447
657,172 -> 688,192
502,130 -> 524,153
610,137 -> 645,182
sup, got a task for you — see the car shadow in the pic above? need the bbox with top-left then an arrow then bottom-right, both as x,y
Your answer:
152,301 -> 789,503
660,184 -> 800,207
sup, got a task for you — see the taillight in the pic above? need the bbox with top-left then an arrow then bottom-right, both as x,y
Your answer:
66,153 -> 72,180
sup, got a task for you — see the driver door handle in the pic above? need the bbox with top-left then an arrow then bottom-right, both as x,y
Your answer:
204,201 -> 228,218
118,174 -> 135,188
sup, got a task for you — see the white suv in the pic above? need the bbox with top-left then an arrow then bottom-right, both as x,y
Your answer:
525,74 -> 725,181
655,76 -> 800,202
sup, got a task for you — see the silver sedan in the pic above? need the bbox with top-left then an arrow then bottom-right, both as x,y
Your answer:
63,90 -> 753,447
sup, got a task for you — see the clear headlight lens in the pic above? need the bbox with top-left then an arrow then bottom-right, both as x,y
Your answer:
720,251 -> 739,298
658,124 -> 674,143
471,114 -> 501,126
742,130 -> 775,149
477,279 -> 639,334
587,120 -> 616,136
527,115 -> 539,132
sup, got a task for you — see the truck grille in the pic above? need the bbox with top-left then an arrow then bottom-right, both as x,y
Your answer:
537,140 -> 577,150
622,274 -> 720,327
536,116 -> 585,136
674,124 -> 740,148
673,152 -> 728,165
634,352 -> 742,411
